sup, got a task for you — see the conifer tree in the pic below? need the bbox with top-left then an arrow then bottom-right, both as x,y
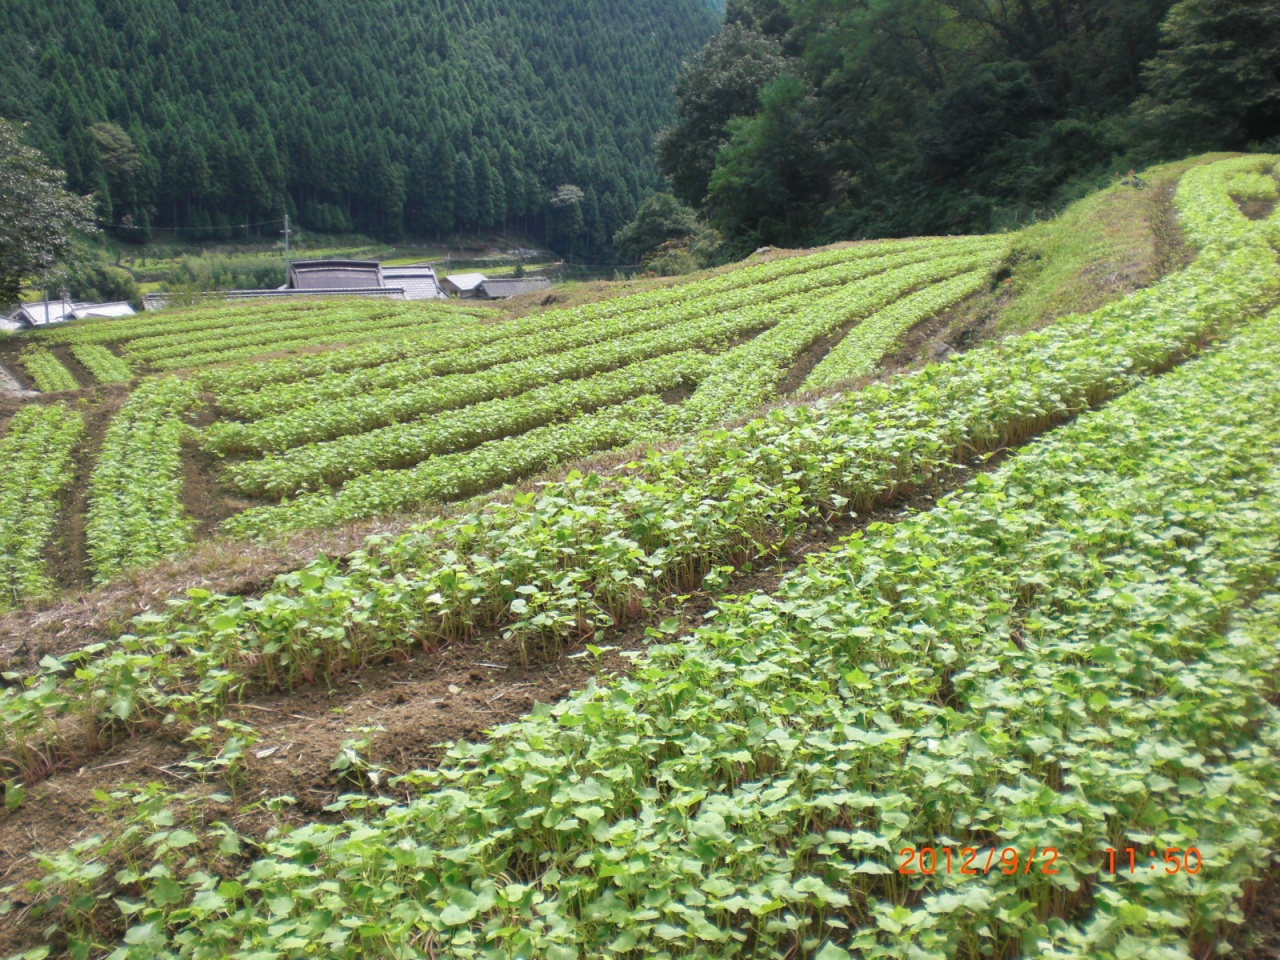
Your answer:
1137,0 -> 1280,152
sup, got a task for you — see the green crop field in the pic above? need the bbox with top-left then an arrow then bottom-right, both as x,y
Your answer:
1,227 -> 1011,593
3,155 -> 1280,960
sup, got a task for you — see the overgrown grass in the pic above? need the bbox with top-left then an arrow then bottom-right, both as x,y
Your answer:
995,156 -> 1254,334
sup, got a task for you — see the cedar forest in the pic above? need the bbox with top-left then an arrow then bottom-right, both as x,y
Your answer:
1,0 -> 1277,256
0,0 -> 720,251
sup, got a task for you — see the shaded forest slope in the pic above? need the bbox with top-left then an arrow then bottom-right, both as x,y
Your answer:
0,0 -> 719,246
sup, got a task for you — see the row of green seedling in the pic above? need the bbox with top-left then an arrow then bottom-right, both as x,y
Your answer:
19,349 -> 79,392
220,396 -> 670,538
213,236 -> 999,424
668,247 -> 1006,429
227,350 -> 713,497
201,236 -> 985,397
84,378 -> 202,582
804,268 -> 994,389
70,344 -> 133,384
0,155 -> 1265,788
34,296 -> 496,348
219,251 -> 1003,518
202,161 -> 1280,687
123,303 -> 472,365
1177,155 -> 1278,249
0,405 -> 84,611
88,270 -> 1280,960
0,159 -> 1266,788
117,298 -> 474,356
215,260 -> 1001,534
208,244 -> 999,459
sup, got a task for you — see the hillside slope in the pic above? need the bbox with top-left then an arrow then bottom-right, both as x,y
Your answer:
0,0 -> 718,244
3,155 -> 1280,959
0,157 -> 1208,614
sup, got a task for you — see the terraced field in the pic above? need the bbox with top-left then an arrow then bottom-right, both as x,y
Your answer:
0,231 -> 1009,597
3,154 -> 1280,960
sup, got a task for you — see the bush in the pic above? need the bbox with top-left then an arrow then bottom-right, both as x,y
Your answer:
649,246 -> 700,276
63,264 -> 141,308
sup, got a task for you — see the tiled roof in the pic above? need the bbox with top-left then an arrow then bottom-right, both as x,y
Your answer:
382,266 -> 448,300
477,277 -> 553,299
12,300 -> 77,325
71,302 -> 136,319
290,260 -> 383,289
440,272 -> 488,293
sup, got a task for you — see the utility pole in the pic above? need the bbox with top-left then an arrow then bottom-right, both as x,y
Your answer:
282,214 -> 292,287
41,256 -> 51,326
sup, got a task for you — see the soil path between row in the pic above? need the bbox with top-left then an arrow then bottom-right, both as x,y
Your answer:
5,174 -> 1247,956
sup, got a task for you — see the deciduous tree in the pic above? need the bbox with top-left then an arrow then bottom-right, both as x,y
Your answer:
656,25 -> 793,208
613,192 -> 697,261
0,119 -> 96,305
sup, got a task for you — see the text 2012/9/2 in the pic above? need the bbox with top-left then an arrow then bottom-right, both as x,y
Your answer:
898,846 -> 1205,876
898,847 -> 1059,876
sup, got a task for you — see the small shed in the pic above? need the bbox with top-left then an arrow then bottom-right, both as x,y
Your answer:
439,273 -> 488,298
477,277 -> 553,300
382,265 -> 448,300
71,302 -> 137,320
289,260 -> 384,290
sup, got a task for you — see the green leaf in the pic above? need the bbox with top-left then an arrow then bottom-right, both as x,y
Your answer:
149,876 -> 185,906
439,889 -> 480,926
165,829 -> 199,848
123,922 -> 157,945
607,932 -> 638,952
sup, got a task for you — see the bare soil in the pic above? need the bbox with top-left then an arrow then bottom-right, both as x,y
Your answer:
44,390 -> 130,591
0,336 -> 29,381
1154,182 -> 1197,276
1235,196 -> 1278,221
660,382 -> 697,405
1239,872 -> 1280,960
0,361 -> 36,397
776,310 -> 869,395
181,403 -> 272,539
47,344 -> 91,390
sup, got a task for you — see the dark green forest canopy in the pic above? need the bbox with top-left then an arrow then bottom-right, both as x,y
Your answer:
659,0 -> 1280,248
0,0 -> 718,248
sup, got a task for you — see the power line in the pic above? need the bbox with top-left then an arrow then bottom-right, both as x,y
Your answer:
96,217 -> 289,234
95,220 -> 646,269
282,214 -> 292,287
